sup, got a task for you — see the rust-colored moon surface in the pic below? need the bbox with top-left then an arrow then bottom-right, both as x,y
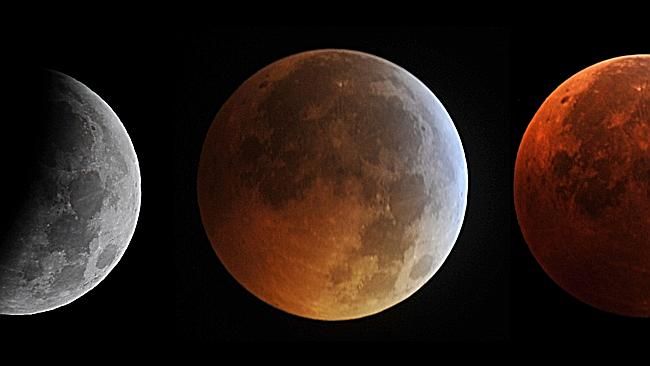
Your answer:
515,55 -> 650,317
198,50 -> 468,320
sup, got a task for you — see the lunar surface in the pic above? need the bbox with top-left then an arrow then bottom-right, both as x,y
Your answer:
515,55 -> 650,317
198,50 -> 467,320
0,70 -> 140,314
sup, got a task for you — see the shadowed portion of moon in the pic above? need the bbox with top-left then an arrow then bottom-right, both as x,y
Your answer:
198,50 -> 467,320
0,70 -> 141,314
515,55 -> 650,317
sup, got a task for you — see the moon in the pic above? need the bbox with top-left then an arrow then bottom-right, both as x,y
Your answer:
0,69 -> 141,314
198,49 -> 467,320
515,55 -> 650,317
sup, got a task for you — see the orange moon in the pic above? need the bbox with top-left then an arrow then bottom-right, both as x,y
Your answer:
515,55 -> 650,316
197,50 -> 467,320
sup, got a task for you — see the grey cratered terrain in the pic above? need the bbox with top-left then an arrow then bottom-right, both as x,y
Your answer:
0,70 -> 140,314
198,50 -> 467,320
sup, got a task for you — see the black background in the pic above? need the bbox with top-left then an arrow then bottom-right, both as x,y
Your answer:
175,28 -> 510,340
1,26 -> 168,339
511,26 -> 650,339
4,25 -> 648,341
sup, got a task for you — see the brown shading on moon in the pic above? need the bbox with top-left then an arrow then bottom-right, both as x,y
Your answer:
198,50 -> 468,320
515,55 -> 650,317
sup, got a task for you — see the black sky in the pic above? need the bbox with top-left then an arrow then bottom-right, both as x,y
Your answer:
175,27 -> 510,340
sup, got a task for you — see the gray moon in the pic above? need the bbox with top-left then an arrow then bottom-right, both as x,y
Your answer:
0,70 -> 141,315
198,50 -> 468,320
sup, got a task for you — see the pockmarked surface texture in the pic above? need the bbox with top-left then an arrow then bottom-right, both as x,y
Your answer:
515,55 -> 650,317
0,70 -> 140,314
198,50 -> 467,320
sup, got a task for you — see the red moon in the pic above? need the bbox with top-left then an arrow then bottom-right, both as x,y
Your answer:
515,55 -> 650,317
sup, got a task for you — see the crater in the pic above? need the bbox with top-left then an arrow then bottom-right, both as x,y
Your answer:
96,244 -> 118,269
